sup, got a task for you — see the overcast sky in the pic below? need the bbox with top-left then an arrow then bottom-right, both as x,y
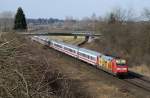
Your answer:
0,0 -> 150,19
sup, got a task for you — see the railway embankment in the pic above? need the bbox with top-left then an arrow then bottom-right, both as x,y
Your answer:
0,32 -> 90,98
0,32 -> 150,98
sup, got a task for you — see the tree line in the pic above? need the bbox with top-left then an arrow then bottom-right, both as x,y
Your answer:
0,7 -> 150,31
95,8 -> 150,66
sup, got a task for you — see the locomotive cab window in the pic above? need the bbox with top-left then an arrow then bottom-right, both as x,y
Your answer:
116,59 -> 126,66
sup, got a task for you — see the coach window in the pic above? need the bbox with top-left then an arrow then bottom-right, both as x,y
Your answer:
83,54 -> 86,57
85,54 -> 88,58
82,53 -> 85,57
65,47 -> 70,52
80,52 -> 83,56
87,55 -> 90,59
89,56 -> 92,60
86,54 -> 88,58
71,49 -> 75,53
69,48 -> 72,52
91,56 -> 95,60
67,48 -> 70,51
55,44 -> 62,48
78,52 -> 81,55
79,52 -> 82,56
69,49 -> 71,52
66,48 -> 69,51
73,50 -> 76,53
71,49 -> 74,53
58,44 -> 62,48
48,41 -> 51,45
64,47 -> 67,50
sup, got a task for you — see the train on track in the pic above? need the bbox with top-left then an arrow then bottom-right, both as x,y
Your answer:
31,36 -> 128,76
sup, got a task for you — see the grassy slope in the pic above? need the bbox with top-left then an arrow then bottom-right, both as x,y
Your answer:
0,32 -> 149,98
0,32 -> 54,98
0,32 -> 77,98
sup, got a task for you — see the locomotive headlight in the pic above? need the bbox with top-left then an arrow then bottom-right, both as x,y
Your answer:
117,68 -> 121,70
116,60 -> 120,63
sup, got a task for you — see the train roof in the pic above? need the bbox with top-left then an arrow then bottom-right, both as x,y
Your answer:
38,36 -> 49,40
51,40 -> 79,50
52,39 -> 101,56
34,36 -> 108,57
79,48 -> 101,56
102,55 -> 113,61
64,43 -> 79,50
35,36 -> 79,50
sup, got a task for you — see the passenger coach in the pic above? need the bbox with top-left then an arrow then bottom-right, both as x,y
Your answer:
31,36 -> 128,76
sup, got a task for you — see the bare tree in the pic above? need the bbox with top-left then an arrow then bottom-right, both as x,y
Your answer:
63,16 -> 76,30
106,7 -> 135,24
91,13 -> 98,30
0,11 -> 14,32
143,8 -> 150,21
125,8 -> 135,22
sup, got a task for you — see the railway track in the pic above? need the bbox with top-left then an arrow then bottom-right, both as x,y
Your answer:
123,71 -> 150,92
32,37 -> 150,94
53,44 -> 150,93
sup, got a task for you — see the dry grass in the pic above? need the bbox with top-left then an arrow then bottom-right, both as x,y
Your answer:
0,32 -> 51,97
130,64 -> 150,77
0,32 -> 148,98
0,32 -> 92,98
0,32 -> 73,98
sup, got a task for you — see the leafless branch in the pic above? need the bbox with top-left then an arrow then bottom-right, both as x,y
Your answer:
13,69 -> 30,98
0,39 -> 15,48
0,85 -> 14,98
36,56 -> 50,90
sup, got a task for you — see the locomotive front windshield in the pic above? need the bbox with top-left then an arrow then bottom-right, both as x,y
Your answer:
116,59 -> 126,66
